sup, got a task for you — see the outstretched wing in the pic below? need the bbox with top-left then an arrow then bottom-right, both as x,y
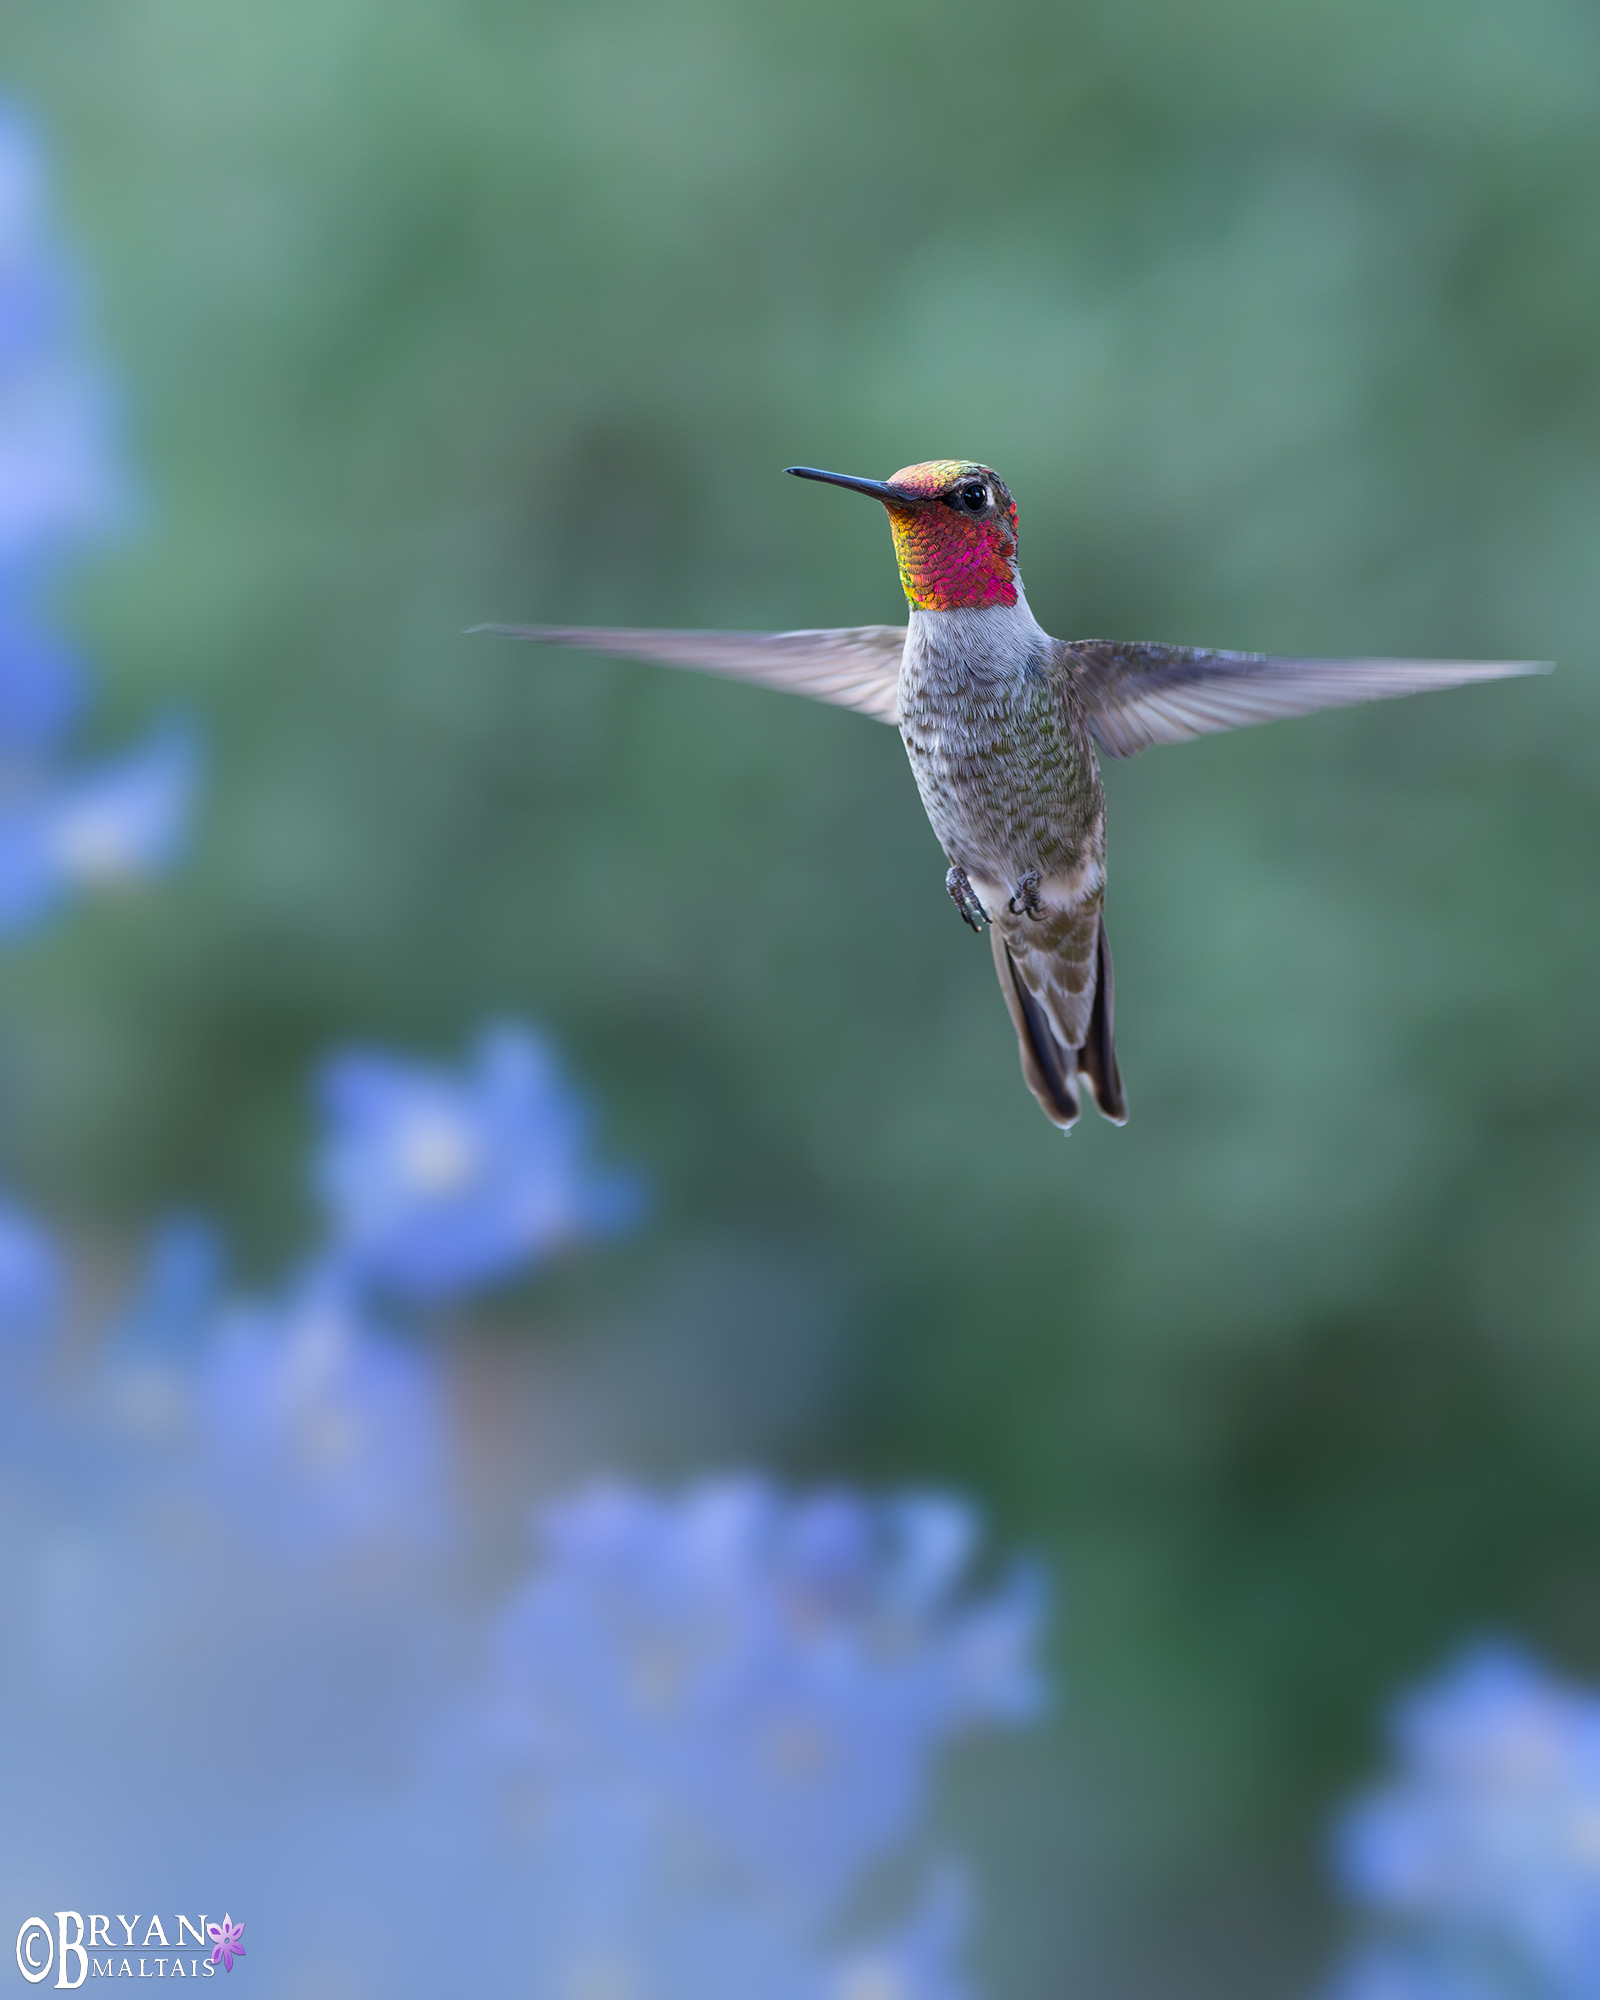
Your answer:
472,623 -> 907,723
1069,640 -> 1551,759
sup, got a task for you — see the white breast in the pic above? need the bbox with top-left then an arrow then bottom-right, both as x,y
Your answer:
899,590 -> 1052,699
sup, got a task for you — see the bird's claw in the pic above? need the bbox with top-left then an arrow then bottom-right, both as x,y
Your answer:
946,865 -> 990,932
1008,870 -> 1045,920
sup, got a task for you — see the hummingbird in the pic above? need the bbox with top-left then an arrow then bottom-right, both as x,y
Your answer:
477,461 -> 1546,1131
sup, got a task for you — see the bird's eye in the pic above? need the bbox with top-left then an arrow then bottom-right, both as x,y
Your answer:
956,483 -> 989,513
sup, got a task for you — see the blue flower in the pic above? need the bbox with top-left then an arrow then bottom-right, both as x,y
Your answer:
0,587 -> 85,758
0,102 -> 122,573
480,1478 -> 1043,1922
1321,1941 -> 1527,2000
0,720 -> 198,936
44,719 -> 196,885
95,1216 -> 227,1446
0,104 -> 190,941
445,1481 -> 1041,2000
0,1190 -> 59,1339
827,1869 -> 975,2000
110,1214 -> 226,1352
195,1265 -> 449,1554
313,1022 -> 642,1306
1333,1644 -> 1600,1997
504,1792 -> 824,2000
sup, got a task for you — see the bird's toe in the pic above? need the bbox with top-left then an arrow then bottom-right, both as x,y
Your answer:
945,865 -> 991,932
1008,869 -> 1045,920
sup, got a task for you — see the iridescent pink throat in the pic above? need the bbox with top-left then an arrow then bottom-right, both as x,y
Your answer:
884,461 -> 1019,612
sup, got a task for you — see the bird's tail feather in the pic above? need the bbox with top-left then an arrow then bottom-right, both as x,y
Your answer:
991,929 -> 1081,1130
1079,912 -> 1127,1124
990,914 -> 1128,1130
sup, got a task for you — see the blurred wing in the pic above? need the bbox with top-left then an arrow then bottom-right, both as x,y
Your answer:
472,623 -> 907,723
1069,640 -> 1551,759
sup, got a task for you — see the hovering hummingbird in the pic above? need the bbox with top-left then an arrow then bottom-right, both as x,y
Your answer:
477,461 -> 1545,1131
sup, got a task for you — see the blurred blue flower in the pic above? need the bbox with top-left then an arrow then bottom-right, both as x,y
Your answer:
506,1792 -> 824,2000
476,1478 -> 1043,1943
438,1480 -> 1039,1996
0,102 -> 122,573
42,719 -> 197,885
195,1264 -> 449,1554
0,720 -> 198,935
0,591 -> 85,758
1332,1644 -> 1600,1998
0,106 -> 73,367
314,1021 -> 642,1305
1322,1941 -> 1527,2000
827,1868 -> 975,2000
0,104 -> 189,942
110,1213 -> 227,1353
94,1215 -> 227,1448
0,1190 -> 59,1339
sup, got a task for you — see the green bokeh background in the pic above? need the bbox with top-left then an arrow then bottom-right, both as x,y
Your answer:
6,1 -> 1599,1992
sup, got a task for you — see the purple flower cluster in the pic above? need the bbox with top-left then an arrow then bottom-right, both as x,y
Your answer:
463,1478 -> 1044,1997
1327,1645 -> 1600,2000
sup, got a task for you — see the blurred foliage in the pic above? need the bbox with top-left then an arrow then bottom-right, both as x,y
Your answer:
4,0 -> 1599,1992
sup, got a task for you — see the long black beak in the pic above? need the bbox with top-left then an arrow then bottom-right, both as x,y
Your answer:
785,466 -> 907,503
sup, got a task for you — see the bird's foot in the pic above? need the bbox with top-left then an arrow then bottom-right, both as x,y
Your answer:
1008,870 -> 1045,920
946,865 -> 990,932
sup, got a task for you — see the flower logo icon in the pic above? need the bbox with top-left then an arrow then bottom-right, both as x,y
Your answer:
206,1916 -> 245,1972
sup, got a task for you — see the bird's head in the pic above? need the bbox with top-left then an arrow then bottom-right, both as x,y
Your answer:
787,460 -> 1020,612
